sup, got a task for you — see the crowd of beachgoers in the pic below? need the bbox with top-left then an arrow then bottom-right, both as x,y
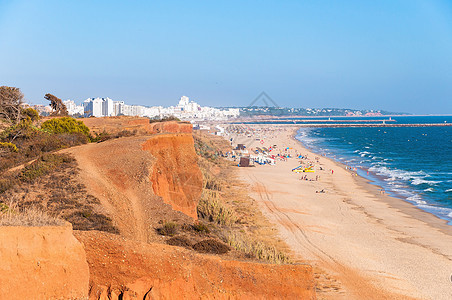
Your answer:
219,123 -> 452,299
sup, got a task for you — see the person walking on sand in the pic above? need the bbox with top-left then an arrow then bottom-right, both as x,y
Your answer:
331,169 -> 334,175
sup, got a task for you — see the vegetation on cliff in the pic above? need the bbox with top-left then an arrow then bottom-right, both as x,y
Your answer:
0,93 -> 121,229
193,132 -> 290,263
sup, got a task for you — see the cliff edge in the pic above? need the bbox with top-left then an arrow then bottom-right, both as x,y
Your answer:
0,223 -> 89,300
77,230 -> 316,300
142,133 -> 202,220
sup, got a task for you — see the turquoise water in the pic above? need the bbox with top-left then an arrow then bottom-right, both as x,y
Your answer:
294,116 -> 452,224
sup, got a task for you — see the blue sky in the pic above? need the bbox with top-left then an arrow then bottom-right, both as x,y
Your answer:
1,0 -> 451,114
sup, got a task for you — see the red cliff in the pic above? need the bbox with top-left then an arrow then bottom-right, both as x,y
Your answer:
76,231 -> 316,300
0,223 -> 89,300
142,133 -> 202,220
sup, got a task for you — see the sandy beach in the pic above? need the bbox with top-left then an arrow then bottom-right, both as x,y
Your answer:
226,124 -> 452,299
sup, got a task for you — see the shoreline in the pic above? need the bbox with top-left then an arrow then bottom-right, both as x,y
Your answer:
225,124 -> 452,299
291,129 -> 452,236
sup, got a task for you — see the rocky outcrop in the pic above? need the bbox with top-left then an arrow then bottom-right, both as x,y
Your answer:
0,223 -> 89,300
76,231 -> 316,300
142,133 -> 203,220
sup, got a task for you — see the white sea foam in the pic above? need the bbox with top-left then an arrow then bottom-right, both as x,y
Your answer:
411,178 -> 441,186
392,188 -> 414,197
359,151 -> 371,157
407,195 -> 427,205
424,188 -> 434,192
369,166 -> 426,181
446,189 -> 452,193
417,204 -> 452,220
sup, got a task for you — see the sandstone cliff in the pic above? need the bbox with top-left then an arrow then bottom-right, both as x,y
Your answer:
142,133 -> 202,219
0,223 -> 89,300
77,231 -> 316,300
64,133 -> 201,242
0,119 -> 316,299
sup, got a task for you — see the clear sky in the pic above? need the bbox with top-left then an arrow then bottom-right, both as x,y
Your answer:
1,0 -> 451,114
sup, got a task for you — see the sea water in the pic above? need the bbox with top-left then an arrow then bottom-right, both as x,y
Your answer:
295,116 -> 452,224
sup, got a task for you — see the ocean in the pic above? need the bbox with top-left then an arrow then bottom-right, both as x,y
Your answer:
294,116 -> 452,224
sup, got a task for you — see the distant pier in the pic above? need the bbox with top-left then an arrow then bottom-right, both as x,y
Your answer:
229,120 -> 451,127
237,119 -> 397,124
295,123 -> 452,128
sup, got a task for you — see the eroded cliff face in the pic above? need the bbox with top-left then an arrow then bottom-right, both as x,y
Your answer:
76,231 -> 316,300
142,133 -> 202,220
64,134 -> 196,242
0,223 -> 89,300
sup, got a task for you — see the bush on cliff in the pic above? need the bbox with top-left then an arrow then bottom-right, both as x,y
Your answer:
158,221 -> 179,236
20,153 -> 74,183
41,117 -> 90,137
21,108 -> 40,122
149,116 -> 181,123
192,239 -> 230,254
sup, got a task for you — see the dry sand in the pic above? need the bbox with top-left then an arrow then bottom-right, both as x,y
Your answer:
227,125 -> 452,300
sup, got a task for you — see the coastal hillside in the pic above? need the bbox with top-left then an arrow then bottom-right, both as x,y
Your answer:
62,133 -> 202,242
0,116 -> 316,299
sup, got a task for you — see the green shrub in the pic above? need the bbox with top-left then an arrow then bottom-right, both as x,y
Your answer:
158,221 -> 178,236
149,116 -> 181,123
0,203 -> 9,213
21,108 -> 40,122
20,154 -> 73,182
90,130 -> 112,143
90,129 -> 136,143
0,142 -> 18,152
0,119 -> 41,142
41,117 -> 90,137
192,222 -> 210,234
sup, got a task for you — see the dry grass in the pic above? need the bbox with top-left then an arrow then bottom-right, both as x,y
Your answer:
0,154 -> 119,233
0,200 -> 64,227
197,190 -> 237,226
158,221 -> 179,236
195,133 -> 292,264
220,229 -> 290,264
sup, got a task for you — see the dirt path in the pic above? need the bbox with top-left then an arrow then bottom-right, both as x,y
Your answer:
62,135 -> 198,243
63,140 -> 148,241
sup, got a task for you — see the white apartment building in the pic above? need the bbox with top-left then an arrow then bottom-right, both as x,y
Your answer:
77,95 -> 239,120
101,98 -> 114,117
83,97 -> 117,117
63,100 -> 84,116
84,97 -> 103,117
113,101 -> 124,116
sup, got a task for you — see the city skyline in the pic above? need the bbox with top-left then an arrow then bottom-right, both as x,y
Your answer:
1,1 -> 452,114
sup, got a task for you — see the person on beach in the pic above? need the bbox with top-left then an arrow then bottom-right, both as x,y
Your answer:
331,169 -> 334,174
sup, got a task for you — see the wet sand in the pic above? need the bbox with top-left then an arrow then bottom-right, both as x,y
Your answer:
227,125 -> 452,300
